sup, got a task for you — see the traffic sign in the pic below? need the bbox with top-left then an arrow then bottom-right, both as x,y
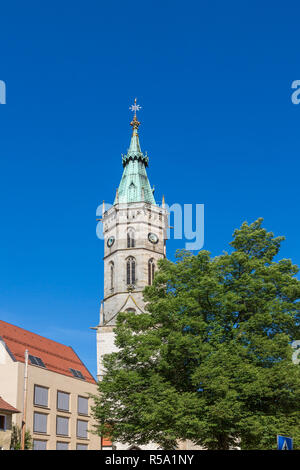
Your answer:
277,435 -> 293,450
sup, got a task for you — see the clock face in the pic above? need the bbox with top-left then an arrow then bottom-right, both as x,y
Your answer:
148,232 -> 159,244
107,236 -> 115,248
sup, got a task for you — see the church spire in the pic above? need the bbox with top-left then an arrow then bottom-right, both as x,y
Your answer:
114,99 -> 156,205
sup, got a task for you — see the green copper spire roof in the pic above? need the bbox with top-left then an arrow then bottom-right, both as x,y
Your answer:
114,100 -> 156,205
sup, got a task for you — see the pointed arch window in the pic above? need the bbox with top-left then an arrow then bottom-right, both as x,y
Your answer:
148,258 -> 155,285
126,257 -> 136,285
127,228 -> 135,248
109,261 -> 114,291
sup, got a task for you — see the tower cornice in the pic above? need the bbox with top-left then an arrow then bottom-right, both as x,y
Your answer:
103,246 -> 165,261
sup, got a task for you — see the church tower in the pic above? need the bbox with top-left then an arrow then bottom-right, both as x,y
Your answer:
96,100 -> 168,381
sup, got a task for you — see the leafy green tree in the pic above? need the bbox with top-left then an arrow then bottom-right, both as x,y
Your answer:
10,424 -> 32,450
92,219 -> 300,449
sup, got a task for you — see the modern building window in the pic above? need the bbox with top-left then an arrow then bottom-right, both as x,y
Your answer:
77,419 -> 88,439
56,441 -> 69,450
148,258 -> 155,285
76,443 -> 88,450
126,257 -> 136,285
34,385 -> 48,407
33,412 -> 47,434
33,439 -> 47,450
127,229 -> 135,248
29,355 -> 46,368
57,391 -> 70,412
69,368 -> 85,380
56,416 -> 69,436
78,396 -> 88,416
0,415 -> 6,431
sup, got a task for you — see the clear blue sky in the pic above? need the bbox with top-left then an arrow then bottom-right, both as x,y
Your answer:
0,1 -> 299,378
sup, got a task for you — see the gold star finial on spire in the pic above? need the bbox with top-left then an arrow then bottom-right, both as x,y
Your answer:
129,98 -> 141,131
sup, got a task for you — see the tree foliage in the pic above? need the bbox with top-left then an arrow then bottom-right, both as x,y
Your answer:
10,425 -> 32,450
92,219 -> 300,449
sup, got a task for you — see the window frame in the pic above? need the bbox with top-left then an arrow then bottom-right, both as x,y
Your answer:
33,384 -> 49,408
33,411 -> 48,434
148,258 -> 155,285
76,443 -> 88,450
109,261 -> 114,291
57,390 -> 70,412
56,415 -> 69,437
69,368 -> 85,380
0,414 -> 6,431
76,419 -> 88,439
33,439 -> 47,450
77,396 -> 89,416
56,441 -> 69,450
29,355 -> 46,368
126,256 -> 136,285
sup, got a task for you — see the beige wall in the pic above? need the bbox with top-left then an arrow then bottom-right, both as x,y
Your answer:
0,340 -> 19,408
0,345 -> 100,450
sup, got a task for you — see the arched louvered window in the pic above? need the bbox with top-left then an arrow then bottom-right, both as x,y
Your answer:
126,257 -> 136,285
148,258 -> 155,285
127,228 -> 135,248
110,262 -> 114,290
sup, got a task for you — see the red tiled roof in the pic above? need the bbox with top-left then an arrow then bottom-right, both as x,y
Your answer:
0,320 -> 96,384
0,397 -> 20,413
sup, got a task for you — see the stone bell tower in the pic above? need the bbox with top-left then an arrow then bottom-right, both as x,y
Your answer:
96,100 -> 168,381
